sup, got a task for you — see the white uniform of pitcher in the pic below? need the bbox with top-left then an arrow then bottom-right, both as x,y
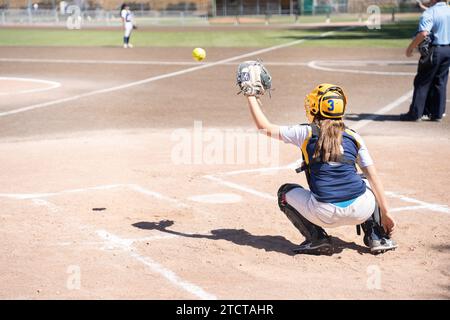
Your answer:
121,5 -> 134,48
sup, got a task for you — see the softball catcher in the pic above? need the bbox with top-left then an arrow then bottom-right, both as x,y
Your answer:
237,61 -> 397,255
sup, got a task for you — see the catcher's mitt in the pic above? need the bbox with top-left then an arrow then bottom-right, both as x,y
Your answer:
236,60 -> 272,97
133,24 -> 138,29
418,33 -> 434,64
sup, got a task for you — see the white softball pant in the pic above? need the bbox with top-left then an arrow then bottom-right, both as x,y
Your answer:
124,23 -> 133,37
285,187 -> 376,228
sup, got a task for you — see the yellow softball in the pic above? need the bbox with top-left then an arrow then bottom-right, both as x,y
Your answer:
192,47 -> 206,62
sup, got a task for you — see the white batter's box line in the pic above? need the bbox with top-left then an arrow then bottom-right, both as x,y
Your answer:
385,192 -> 449,214
28,197 -> 182,244
13,190 -> 217,299
204,174 -> 449,215
0,183 -> 219,222
1,182 -> 215,225
96,229 -> 217,300
0,183 -> 187,207
204,174 -> 277,201
53,234 -> 179,248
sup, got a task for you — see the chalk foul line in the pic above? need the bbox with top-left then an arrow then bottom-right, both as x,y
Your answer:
4,186 -> 217,300
0,30 -> 337,118
96,229 -> 217,300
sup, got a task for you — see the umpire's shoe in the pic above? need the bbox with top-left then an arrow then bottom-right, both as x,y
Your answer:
293,236 -> 333,255
400,112 -> 421,122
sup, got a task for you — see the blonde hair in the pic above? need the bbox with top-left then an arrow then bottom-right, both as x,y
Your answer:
312,118 -> 346,163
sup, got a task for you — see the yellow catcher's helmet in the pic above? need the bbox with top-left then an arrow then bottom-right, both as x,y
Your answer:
304,83 -> 347,121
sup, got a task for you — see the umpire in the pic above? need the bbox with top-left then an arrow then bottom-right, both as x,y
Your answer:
402,0 -> 450,122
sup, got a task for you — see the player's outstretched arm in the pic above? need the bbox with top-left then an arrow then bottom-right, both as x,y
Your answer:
361,165 -> 396,235
246,96 -> 281,140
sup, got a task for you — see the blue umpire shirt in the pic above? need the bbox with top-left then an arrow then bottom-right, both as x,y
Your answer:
418,2 -> 450,45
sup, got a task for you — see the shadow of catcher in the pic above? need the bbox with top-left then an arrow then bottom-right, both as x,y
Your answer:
132,220 -> 369,256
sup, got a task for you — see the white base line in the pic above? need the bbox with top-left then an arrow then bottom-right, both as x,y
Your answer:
350,90 -> 414,130
0,30 -> 336,118
0,57 -> 309,67
307,60 -> 416,76
96,229 -> 217,300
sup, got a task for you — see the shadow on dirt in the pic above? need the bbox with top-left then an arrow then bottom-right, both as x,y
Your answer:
132,220 -> 370,256
430,244 -> 450,252
345,113 -> 403,122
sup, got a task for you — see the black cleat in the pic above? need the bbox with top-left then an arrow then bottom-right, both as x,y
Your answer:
364,235 -> 397,254
293,237 -> 333,255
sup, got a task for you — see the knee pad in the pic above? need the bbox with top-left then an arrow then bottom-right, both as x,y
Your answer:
277,183 -> 303,210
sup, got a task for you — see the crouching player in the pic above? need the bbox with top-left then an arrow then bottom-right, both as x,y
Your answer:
244,82 -> 397,255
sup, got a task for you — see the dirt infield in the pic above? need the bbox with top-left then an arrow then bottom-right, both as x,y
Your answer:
0,44 -> 449,299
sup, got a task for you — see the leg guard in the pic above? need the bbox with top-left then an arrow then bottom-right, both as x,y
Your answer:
361,196 -> 397,253
277,184 -> 328,241
361,200 -> 385,245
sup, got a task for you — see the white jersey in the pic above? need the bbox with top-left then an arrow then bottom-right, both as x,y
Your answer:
121,9 -> 133,24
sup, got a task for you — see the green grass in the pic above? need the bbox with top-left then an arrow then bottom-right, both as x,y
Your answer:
300,21 -> 418,48
0,19 -> 419,48
0,28 -> 318,47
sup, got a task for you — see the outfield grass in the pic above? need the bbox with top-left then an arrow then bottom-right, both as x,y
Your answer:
0,20 -> 418,48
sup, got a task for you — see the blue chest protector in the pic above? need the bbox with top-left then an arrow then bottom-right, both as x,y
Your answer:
299,124 -> 366,203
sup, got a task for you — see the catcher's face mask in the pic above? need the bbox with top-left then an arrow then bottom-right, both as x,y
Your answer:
304,83 -> 347,121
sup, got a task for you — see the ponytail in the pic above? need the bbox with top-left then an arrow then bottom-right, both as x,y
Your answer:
312,118 -> 346,163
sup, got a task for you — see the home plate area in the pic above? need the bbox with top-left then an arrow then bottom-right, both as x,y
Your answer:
0,166 -> 448,299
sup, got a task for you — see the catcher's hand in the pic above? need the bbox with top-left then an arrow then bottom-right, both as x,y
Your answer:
236,60 -> 272,97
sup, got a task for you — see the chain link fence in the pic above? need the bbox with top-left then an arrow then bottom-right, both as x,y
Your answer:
0,8 -> 211,26
0,0 -> 426,26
